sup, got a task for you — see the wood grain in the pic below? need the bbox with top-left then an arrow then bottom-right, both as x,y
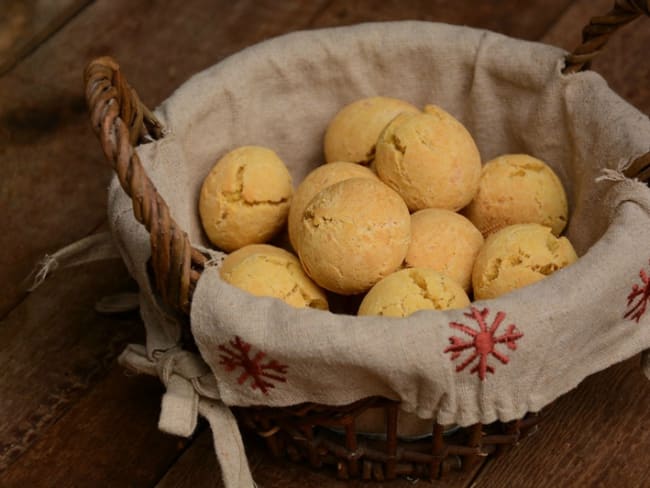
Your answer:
0,367 -> 188,488
0,0 -> 331,483
0,0 -> 331,318
310,0 -> 576,40
0,0 -> 91,75
0,260 -> 138,472
470,358 -> 650,487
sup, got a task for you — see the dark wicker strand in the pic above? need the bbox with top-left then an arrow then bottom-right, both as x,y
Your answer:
563,0 -> 649,74
236,398 -> 541,481
624,151 -> 650,182
84,57 -> 206,313
431,423 -> 446,478
564,3 -> 650,190
384,404 -> 398,479
343,418 -> 360,477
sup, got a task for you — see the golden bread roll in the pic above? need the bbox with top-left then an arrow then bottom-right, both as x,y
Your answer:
405,209 -> 484,291
358,267 -> 470,317
464,153 -> 569,237
374,104 -> 481,211
299,178 -> 410,295
472,223 -> 578,299
199,146 -> 292,252
220,244 -> 328,309
288,162 -> 377,252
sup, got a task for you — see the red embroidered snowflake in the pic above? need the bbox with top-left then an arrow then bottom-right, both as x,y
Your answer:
218,336 -> 288,394
444,307 -> 523,381
624,260 -> 650,323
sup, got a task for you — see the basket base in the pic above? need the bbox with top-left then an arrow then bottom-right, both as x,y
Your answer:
234,399 -> 542,482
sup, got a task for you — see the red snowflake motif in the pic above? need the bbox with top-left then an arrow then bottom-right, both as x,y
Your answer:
444,307 -> 523,381
624,260 -> 650,323
218,336 -> 288,395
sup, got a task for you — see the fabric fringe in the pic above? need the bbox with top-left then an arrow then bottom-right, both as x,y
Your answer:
28,254 -> 59,291
595,157 -> 633,183
595,168 -> 628,183
27,232 -> 121,291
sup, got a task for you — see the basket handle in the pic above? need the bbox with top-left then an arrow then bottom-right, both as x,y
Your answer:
84,57 -> 206,314
563,0 -> 649,74
563,1 -> 650,182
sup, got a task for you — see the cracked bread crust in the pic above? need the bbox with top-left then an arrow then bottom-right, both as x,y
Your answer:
323,96 -> 419,165
358,267 -> 470,317
288,162 -> 377,253
199,146 -> 293,252
472,223 -> 578,300
464,153 -> 569,237
220,244 -> 328,310
374,104 -> 481,212
299,177 -> 410,295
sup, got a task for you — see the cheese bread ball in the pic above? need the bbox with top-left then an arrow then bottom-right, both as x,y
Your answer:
299,178 -> 410,295
358,268 -> 470,317
199,146 -> 293,252
220,244 -> 328,310
374,104 -> 481,211
219,244 -> 289,276
405,209 -> 484,291
464,154 -> 569,237
324,96 -> 419,165
288,162 -> 377,252
472,224 -> 578,300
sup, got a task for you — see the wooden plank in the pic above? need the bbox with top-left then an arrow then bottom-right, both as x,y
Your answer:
0,0 -> 92,75
0,366 -> 188,487
0,260 -> 139,472
0,0 -> 331,318
310,0 -> 576,41
156,430 -> 484,488
470,357 -> 650,487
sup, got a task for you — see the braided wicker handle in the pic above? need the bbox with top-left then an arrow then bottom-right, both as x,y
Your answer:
563,1 -> 650,181
563,0 -> 650,180
84,57 -> 206,314
563,0 -> 649,74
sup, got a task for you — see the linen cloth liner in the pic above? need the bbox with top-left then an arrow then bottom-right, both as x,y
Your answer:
106,21 -> 650,487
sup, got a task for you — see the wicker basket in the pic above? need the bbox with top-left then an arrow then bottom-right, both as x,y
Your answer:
84,1 -> 650,482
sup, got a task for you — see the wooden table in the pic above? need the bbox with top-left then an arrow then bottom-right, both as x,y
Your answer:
1,1 -> 649,486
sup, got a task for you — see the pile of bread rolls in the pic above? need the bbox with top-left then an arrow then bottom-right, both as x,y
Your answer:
199,97 -> 577,316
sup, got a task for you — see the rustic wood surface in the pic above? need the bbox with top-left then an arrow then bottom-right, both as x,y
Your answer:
0,0 -> 91,75
1,1 -> 649,487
